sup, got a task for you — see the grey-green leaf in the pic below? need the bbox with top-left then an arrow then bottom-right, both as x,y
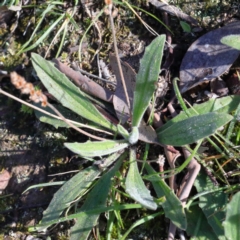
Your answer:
159,95 -> 240,132
64,140 -> 129,157
195,171 -> 227,240
223,192 -> 240,240
41,166 -> 101,226
186,205 -> 218,240
125,148 -> 157,210
30,152 -> 125,233
221,34 -> 240,50
117,124 -> 129,141
180,21 -> 191,33
34,103 -> 84,129
70,156 -> 123,240
31,53 -> 117,132
145,164 -> 187,230
128,126 -> 139,145
157,112 -> 233,146
132,35 -> 165,127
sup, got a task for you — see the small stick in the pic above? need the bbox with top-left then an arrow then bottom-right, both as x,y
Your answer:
148,0 -> 199,26
166,101 -> 201,239
5,72 -> 108,141
162,11 -> 174,70
0,88 -> 113,136
46,103 -> 106,141
168,148 -> 201,239
106,0 -> 131,113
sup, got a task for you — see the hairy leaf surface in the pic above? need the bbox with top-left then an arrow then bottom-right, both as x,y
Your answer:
31,53 -> 117,132
159,95 -> 240,132
145,164 -> 186,230
70,157 -> 123,240
132,35 -> 165,127
126,148 -> 157,210
157,112 -> 232,146
64,140 -> 128,157
223,192 -> 240,240
195,172 -> 227,240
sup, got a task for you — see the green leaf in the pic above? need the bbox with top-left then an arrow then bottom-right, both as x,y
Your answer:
30,152 -> 126,232
157,112 -> 233,146
34,103 -> 84,129
145,164 -> 187,230
21,14 -> 65,53
159,95 -> 240,132
125,148 -> 157,210
132,35 -> 165,127
64,140 -> 129,157
22,181 -> 65,194
186,204 -> 218,240
223,192 -> 240,240
31,53 -> 117,132
41,166 -> 101,226
30,203 -> 142,232
128,126 -> 139,145
194,171 -> 227,240
34,103 -> 111,133
117,124 -> 129,141
70,157 -> 123,240
221,35 -> 240,50
180,21 -> 191,33
121,212 -> 163,240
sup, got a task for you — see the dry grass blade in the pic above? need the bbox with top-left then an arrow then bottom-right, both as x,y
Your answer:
107,2 -> 131,113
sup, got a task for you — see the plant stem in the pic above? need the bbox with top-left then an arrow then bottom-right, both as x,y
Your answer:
46,103 -> 106,140
0,88 -> 108,140
172,77 -> 189,114
108,3 -> 131,112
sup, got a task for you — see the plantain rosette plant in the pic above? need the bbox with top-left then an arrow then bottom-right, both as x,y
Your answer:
27,35 -> 234,239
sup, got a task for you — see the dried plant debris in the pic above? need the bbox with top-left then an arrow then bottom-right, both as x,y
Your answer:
0,169 -> 11,193
0,6 -> 14,27
110,54 -> 136,123
180,21 -> 240,93
226,70 -> 240,95
148,0 -> 199,26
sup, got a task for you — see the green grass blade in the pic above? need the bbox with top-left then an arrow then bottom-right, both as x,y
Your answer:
21,13 -> 65,53
121,212 -> 163,240
22,181 -> 65,194
18,4 -> 55,54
